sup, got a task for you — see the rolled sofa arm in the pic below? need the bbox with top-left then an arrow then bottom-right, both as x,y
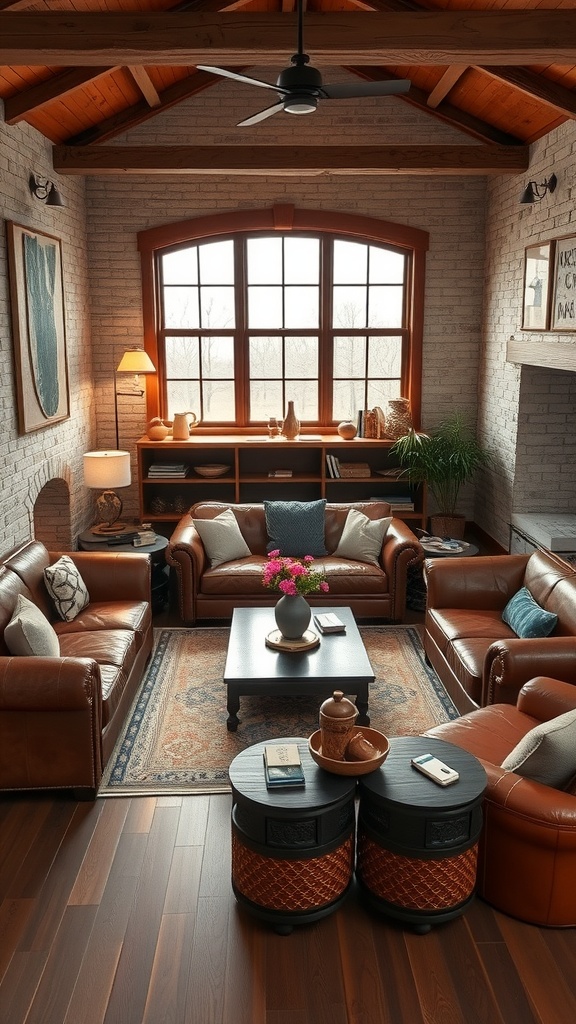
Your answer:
165,514 -> 207,624
0,656 -> 103,797
382,520 -> 424,622
484,637 -> 576,707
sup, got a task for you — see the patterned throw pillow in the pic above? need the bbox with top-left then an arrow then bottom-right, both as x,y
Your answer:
502,586 -> 558,639
264,499 -> 327,557
501,708 -> 576,788
44,555 -> 90,622
333,508 -> 392,565
4,594 -> 60,656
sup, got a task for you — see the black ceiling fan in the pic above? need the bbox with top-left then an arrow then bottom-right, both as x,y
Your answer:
197,0 -> 411,127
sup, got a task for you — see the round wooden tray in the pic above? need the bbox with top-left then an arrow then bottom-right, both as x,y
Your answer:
308,727 -> 389,775
265,629 -> 320,652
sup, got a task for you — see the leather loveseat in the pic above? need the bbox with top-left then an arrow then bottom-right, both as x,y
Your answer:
425,548 -> 576,714
0,539 -> 153,799
167,500 -> 423,624
426,676 -> 576,927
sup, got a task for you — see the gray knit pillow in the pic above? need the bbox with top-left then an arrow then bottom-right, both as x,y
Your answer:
44,556 -> 90,622
501,708 -> 576,788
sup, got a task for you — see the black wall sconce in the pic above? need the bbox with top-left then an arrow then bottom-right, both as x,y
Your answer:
519,173 -> 557,205
29,173 -> 66,207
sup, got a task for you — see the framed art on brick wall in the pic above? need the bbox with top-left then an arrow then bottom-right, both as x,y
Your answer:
522,241 -> 553,331
7,222 -> 70,434
551,233 -> 576,331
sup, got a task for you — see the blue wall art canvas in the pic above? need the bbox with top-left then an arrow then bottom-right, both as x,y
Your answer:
7,222 -> 70,434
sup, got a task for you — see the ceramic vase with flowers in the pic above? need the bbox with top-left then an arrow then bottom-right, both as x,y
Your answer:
262,551 -> 329,639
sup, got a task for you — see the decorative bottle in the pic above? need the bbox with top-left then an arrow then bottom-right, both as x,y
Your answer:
282,401 -> 300,440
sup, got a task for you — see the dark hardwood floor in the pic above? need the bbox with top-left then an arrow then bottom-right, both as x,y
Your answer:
1,530 -> 574,1024
1,789 -> 576,1024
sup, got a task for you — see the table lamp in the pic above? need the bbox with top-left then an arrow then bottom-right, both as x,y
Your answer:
83,450 -> 131,534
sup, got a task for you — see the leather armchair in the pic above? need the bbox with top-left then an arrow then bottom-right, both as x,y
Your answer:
426,676 -> 576,927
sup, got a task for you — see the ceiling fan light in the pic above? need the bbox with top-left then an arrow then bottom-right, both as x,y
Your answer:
284,96 -> 317,115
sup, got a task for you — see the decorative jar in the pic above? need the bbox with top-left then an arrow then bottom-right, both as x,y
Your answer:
319,691 -> 359,761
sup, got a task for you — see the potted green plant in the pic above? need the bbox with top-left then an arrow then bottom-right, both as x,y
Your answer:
390,412 -> 493,539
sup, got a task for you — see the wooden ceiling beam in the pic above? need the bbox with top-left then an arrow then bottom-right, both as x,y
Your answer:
427,66 -> 468,109
126,66 -> 162,108
51,144 -> 529,176
2,12 -> 576,66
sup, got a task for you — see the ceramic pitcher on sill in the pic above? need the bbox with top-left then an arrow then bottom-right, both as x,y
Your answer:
172,411 -> 199,439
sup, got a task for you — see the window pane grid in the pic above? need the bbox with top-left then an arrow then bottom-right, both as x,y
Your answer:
157,233 -> 410,426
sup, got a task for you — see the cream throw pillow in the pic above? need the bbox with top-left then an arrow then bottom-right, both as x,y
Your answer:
44,555 -> 90,622
501,707 -> 576,788
333,508 -> 392,565
192,509 -> 251,567
5,594 -> 60,657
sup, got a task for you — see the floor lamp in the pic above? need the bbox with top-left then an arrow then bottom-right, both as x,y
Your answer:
114,349 -> 156,448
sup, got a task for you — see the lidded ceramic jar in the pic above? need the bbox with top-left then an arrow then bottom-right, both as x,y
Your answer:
319,690 -> 359,761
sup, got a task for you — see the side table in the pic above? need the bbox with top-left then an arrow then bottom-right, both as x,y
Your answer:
228,737 -> 356,934
356,736 -> 486,932
407,538 -> 479,612
77,531 -> 170,612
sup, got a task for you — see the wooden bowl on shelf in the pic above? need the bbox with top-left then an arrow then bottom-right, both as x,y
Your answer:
193,464 -> 230,478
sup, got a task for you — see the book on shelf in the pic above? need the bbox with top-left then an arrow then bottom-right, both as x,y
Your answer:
326,454 -> 340,478
268,469 -> 293,477
263,743 -> 305,789
313,612 -> 346,634
148,465 -> 188,478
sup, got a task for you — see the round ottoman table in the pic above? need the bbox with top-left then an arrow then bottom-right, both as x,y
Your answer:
229,736 -> 356,933
356,736 -> 486,932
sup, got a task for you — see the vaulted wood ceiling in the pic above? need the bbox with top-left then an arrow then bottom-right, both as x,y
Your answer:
1,0 -> 576,176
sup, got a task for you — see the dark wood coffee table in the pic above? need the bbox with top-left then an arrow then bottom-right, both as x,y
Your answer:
223,606 -> 374,731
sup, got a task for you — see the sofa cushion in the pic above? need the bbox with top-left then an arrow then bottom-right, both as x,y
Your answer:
4,594 -> 60,657
502,586 -> 558,639
501,707 -> 576,787
192,508 -> 251,567
333,508 -> 391,565
264,499 -> 327,557
44,555 -> 90,622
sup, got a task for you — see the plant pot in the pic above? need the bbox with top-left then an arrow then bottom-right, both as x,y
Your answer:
274,594 -> 311,639
430,514 -> 466,540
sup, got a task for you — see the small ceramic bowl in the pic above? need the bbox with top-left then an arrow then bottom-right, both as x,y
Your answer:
308,727 -> 389,776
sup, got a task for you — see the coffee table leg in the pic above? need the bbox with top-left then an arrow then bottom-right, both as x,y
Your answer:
355,697 -> 370,726
227,687 -> 240,731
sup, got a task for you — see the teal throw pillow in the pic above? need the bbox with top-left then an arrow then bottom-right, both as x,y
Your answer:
264,499 -> 327,557
502,586 -> 558,639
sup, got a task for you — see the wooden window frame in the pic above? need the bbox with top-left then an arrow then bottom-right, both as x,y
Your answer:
138,204 -> 429,433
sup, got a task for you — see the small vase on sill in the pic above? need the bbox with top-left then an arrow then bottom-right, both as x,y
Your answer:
282,401 -> 300,440
274,594 -> 311,640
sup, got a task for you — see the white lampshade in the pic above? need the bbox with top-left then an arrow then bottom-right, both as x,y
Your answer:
83,450 -> 131,489
116,350 -> 156,374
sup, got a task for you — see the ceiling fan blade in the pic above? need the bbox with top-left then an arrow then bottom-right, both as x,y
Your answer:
237,102 -> 286,127
321,80 -> 411,100
197,66 -> 288,95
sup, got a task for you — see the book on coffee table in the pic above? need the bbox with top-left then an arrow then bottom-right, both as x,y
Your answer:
263,744 -> 305,789
314,613 -> 346,634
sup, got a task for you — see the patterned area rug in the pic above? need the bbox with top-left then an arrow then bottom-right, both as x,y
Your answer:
99,625 -> 458,796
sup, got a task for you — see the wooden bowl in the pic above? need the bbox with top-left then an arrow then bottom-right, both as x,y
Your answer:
308,727 -> 389,776
193,464 -> 230,477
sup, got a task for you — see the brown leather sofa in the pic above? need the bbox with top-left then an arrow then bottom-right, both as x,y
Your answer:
424,548 -> 576,714
167,501 -> 423,624
426,676 -> 576,927
0,539 -> 153,799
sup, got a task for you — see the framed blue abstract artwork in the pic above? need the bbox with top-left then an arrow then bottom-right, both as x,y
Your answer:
7,222 -> 70,434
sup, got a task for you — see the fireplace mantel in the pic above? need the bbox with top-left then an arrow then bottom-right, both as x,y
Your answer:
507,338 -> 576,372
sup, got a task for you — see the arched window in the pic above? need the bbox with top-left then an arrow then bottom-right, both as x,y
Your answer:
139,206 -> 428,431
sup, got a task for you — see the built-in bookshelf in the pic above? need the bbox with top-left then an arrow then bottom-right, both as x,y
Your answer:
137,435 -> 427,529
